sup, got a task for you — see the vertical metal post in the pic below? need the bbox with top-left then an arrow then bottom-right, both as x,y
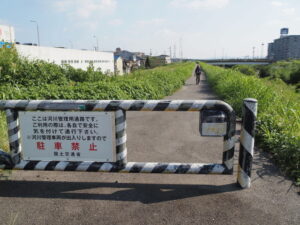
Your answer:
36,23 -> 40,46
5,109 -> 21,165
30,20 -> 40,46
222,111 -> 236,174
237,98 -> 258,188
222,136 -> 235,174
115,110 -> 127,167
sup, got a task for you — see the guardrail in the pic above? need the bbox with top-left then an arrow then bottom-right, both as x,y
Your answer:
0,99 -> 257,188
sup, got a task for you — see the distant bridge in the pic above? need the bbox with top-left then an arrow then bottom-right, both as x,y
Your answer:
199,59 -> 272,66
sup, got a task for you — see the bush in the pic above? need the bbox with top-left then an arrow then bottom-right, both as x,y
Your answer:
256,60 -> 300,84
233,65 -> 257,76
202,63 -> 300,182
290,69 -> 300,84
0,45 -> 19,80
0,62 -> 193,100
0,46 -> 107,86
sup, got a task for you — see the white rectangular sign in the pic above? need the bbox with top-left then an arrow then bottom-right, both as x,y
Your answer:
19,111 -> 116,162
201,122 -> 227,137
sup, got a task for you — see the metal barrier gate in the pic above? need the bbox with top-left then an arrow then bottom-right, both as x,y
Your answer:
0,99 -> 257,188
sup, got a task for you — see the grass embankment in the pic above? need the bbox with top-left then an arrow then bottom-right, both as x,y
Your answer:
233,60 -> 300,91
202,63 -> 300,183
0,46 -> 194,152
0,63 -> 194,100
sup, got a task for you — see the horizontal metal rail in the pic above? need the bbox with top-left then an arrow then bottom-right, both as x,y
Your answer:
0,161 -> 230,174
0,99 -> 233,112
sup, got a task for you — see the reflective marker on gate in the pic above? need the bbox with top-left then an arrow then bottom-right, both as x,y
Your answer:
200,110 -> 227,137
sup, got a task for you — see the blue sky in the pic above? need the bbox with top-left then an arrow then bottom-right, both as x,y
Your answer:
1,0 -> 300,58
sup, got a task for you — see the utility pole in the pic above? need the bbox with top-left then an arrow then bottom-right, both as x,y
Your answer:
69,40 -> 73,49
179,38 -> 183,61
173,44 -> 176,59
30,20 -> 40,46
169,46 -> 172,58
222,48 -> 224,60
93,35 -> 99,51
261,43 -> 264,58
252,47 -> 255,59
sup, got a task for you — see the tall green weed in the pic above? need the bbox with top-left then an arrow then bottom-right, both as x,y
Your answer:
202,63 -> 300,182
257,60 -> 300,84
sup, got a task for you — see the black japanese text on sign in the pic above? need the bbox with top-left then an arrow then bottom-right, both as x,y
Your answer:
19,111 -> 116,162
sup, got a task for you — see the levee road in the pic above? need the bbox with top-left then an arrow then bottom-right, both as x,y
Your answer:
0,75 -> 299,225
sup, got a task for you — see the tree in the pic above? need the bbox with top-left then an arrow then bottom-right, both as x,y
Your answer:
145,56 -> 150,69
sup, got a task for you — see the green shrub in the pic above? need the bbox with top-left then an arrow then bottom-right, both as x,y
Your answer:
0,46 -> 19,84
233,65 -> 257,76
0,46 -> 107,86
290,69 -> 300,84
256,60 -> 300,84
202,63 -> 300,181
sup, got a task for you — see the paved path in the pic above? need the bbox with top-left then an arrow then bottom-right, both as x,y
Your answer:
0,75 -> 299,225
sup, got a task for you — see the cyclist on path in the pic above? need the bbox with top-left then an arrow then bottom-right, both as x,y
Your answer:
194,62 -> 202,85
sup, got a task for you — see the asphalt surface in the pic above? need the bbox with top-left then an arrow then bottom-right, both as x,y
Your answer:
0,75 -> 299,225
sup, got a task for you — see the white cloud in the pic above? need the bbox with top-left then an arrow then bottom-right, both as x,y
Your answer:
170,0 -> 230,10
266,19 -> 283,26
79,21 -> 99,30
109,19 -> 123,26
137,18 -> 166,26
270,1 -> 296,16
282,7 -> 295,16
271,1 -> 283,7
53,0 -> 117,19
154,28 -> 178,38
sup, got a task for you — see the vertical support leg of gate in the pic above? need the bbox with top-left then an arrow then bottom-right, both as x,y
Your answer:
222,111 -> 236,174
115,109 -> 127,167
237,98 -> 257,188
223,137 -> 235,174
6,109 -> 21,165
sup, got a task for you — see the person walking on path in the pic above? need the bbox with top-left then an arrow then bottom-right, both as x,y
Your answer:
194,62 -> 202,85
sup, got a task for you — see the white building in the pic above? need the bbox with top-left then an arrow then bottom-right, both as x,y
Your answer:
16,45 -> 114,74
0,25 -> 15,42
268,28 -> 300,61
158,55 -> 172,64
